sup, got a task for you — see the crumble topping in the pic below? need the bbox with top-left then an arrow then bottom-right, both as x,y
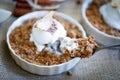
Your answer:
10,16 -> 98,65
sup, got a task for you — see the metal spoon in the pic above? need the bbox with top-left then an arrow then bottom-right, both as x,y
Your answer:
94,43 -> 120,54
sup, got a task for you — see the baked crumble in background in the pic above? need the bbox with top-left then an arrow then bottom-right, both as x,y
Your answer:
86,3 -> 120,36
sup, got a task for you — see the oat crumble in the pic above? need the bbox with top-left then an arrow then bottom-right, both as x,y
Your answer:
10,16 -> 98,65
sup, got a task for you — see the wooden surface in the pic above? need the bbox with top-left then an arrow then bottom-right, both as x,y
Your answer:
0,0 -> 120,80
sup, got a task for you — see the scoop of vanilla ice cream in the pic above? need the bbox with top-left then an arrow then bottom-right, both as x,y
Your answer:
60,37 -> 78,52
99,0 -> 120,30
30,11 -> 66,52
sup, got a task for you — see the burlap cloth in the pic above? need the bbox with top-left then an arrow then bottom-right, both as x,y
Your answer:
0,0 -> 120,80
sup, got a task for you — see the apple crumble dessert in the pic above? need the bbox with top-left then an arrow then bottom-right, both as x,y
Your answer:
86,0 -> 120,37
10,11 -> 98,65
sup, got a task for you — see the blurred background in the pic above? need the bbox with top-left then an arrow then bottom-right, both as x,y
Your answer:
0,0 -> 83,21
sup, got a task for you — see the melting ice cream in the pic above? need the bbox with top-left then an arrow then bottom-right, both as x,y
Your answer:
99,0 -> 120,30
30,11 -> 79,56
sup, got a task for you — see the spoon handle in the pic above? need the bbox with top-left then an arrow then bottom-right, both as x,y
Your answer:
102,43 -> 120,49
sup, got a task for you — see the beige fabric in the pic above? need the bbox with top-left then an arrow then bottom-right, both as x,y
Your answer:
0,0 -> 120,80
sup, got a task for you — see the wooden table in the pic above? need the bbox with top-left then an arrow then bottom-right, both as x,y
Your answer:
0,0 -> 120,80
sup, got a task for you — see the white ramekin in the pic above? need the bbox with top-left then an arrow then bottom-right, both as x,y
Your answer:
6,11 -> 87,75
81,0 -> 120,45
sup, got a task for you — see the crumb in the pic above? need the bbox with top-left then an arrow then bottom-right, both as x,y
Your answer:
66,71 -> 72,76
76,0 -> 83,4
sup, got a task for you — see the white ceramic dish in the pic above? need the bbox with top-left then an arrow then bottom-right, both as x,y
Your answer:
81,0 -> 120,45
0,8 -> 11,23
6,11 -> 87,75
